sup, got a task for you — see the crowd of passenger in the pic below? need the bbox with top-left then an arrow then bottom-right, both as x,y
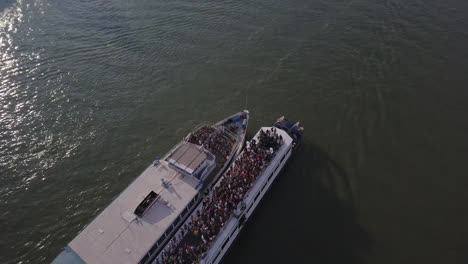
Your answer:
203,130 -> 235,166
188,126 -> 215,145
159,128 -> 283,264
188,125 -> 235,167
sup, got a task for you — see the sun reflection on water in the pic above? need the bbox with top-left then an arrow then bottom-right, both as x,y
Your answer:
1,0 -> 56,191
1,0 -> 100,205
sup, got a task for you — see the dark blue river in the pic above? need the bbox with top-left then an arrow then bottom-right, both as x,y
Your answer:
1,0 -> 468,263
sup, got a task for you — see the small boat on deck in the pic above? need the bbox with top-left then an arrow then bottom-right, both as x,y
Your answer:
52,111 -> 249,264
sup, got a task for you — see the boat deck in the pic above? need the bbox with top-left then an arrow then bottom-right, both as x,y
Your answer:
68,158 -> 200,264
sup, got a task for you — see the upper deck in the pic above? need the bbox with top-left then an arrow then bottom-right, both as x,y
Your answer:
201,128 -> 293,263
67,144 -> 209,264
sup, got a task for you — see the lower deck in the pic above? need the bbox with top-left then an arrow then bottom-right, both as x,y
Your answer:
201,128 -> 293,264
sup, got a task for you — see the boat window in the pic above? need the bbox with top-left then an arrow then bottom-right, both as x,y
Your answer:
221,237 -> 230,249
172,215 -> 181,227
231,227 -> 238,237
247,203 -> 253,213
167,224 -> 174,234
181,207 -> 188,217
214,252 -> 221,263
188,198 -> 195,208
280,153 -> 286,164
149,241 -> 159,254
157,233 -> 166,245
254,191 -> 261,201
268,172 -> 274,181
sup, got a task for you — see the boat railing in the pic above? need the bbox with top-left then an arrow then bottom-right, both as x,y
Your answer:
188,122 -> 214,136
201,126 -> 237,146
161,122 -> 214,160
238,142 -> 282,202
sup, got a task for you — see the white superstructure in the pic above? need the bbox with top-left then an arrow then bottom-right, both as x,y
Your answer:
52,111 -> 250,264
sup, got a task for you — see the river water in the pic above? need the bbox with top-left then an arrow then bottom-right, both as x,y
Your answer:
1,0 -> 468,263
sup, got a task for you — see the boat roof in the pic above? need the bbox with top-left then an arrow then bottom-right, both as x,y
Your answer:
68,143 -> 203,264
167,143 -> 208,175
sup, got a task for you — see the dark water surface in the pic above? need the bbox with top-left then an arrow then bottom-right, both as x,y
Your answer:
1,0 -> 468,263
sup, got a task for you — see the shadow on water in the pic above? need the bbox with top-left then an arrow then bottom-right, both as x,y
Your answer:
223,140 -> 374,264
